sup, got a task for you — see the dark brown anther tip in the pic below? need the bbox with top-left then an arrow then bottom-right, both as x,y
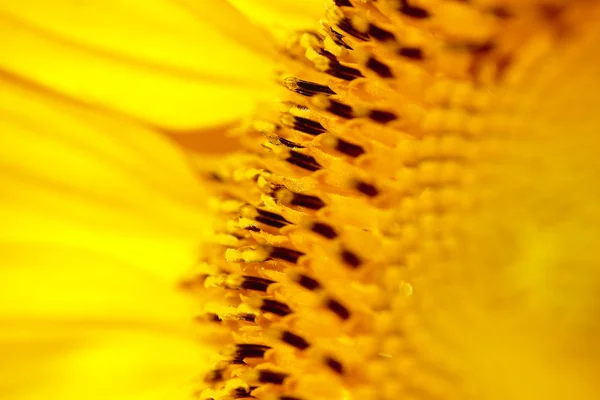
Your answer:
324,356 -> 344,374
286,151 -> 322,172
280,330 -> 311,350
240,276 -> 276,292
341,249 -> 362,268
368,24 -> 396,42
400,0 -> 430,19
291,193 -> 326,210
369,110 -> 397,123
326,298 -> 351,320
270,246 -> 305,264
295,273 -> 322,291
258,370 -> 288,385
398,47 -> 424,60
366,56 -> 394,78
261,299 -> 293,316
355,181 -> 379,197
311,222 -> 338,239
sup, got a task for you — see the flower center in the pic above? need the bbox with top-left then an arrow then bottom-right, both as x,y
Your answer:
181,1 -> 596,400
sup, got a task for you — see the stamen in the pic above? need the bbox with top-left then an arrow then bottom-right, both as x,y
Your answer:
279,330 -> 311,350
399,0 -> 430,19
398,47 -> 424,60
205,369 -> 225,383
293,273 -> 322,291
334,0 -> 352,7
369,110 -> 398,123
281,114 -> 327,136
286,151 -> 323,172
355,181 -> 379,197
311,222 -> 338,239
255,209 -> 291,227
368,24 -> 396,42
290,192 -> 326,210
366,56 -> 394,78
326,297 -> 351,320
328,27 -> 353,50
260,299 -> 293,316
257,370 -> 288,385
233,388 -> 253,398
336,17 -> 369,41
227,344 -> 271,359
277,136 -> 305,149
283,77 -> 336,97
239,276 -> 276,292
237,313 -> 258,322
270,246 -> 305,264
325,61 -> 364,81
334,137 -> 366,157
340,249 -> 363,268
324,356 -> 344,374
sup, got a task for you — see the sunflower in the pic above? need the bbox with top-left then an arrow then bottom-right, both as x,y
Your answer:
1,1 -> 599,400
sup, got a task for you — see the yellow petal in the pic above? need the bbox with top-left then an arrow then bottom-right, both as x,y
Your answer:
0,74 -> 213,398
1,322 -> 211,400
228,0 -> 325,42
0,75 -> 207,319
0,0 -> 278,129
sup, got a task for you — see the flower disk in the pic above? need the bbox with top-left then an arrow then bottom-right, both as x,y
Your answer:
184,1 -> 600,400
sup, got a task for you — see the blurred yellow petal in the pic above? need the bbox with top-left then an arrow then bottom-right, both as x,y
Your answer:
0,0 -> 278,129
227,0 -> 325,42
1,323 -> 210,400
0,75 -> 214,399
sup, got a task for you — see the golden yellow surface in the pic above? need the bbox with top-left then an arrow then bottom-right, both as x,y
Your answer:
1,0 -> 599,399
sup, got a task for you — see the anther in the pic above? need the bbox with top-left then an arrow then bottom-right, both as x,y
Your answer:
226,344 -> 271,359
369,110 -> 398,123
334,0 -> 352,7
205,369 -> 225,383
368,24 -> 396,42
239,275 -> 276,292
324,356 -> 344,374
233,388 -> 253,398
293,273 -> 322,291
259,299 -> 293,316
311,222 -> 338,239
340,249 -> 363,268
334,137 -> 365,157
270,246 -> 305,264
283,77 -> 336,97
355,181 -> 379,197
279,330 -> 311,350
336,17 -> 369,41
290,192 -> 326,210
326,62 -> 364,81
313,97 -> 354,119
286,151 -> 322,172
280,396 -> 303,400
253,208 -> 290,229
257,370 -> 288,385
326,297 -> 351,320
199,313 -> 222,323
237,313 -> 257,322
281,114 -> 327,136
399,0 -> 430,19
398,47 -> 424,60
278,136 -> 305,149
328,27 -> 353,50
366,56 -> 394,78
